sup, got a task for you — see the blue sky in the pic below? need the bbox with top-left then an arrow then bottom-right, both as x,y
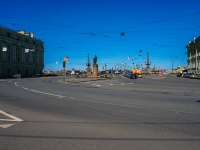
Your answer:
1,0 -> 200,71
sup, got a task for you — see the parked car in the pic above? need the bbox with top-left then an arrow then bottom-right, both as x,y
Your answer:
176,72 -> 182,77
13,74 -> 21,78
197,74 -> 200,79
189,74 -> 200,79
144,72 -> 151,75
114,70 -> 120,74
183,73 -> 194,78
137,73 -> 143,78
122,71 -> 127,77
125,72 -> 138,79
195,74 -> 200,79
188,73 -> 194,78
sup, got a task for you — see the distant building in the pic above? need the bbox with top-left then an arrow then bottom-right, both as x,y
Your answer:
186,37 -> 200,73
0,25 -> 44,78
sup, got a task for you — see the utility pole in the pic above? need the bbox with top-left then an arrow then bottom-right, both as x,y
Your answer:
63,57 -> 68,81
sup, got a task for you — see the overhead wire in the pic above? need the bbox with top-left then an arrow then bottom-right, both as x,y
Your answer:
0,10 -> 197,69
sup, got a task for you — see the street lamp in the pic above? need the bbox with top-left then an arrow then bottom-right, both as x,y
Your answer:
171,56 -> 178,73
63,56 -> 68,81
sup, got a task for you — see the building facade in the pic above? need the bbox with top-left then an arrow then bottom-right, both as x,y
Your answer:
186,37 -> 200,74
0,25 -> 44,78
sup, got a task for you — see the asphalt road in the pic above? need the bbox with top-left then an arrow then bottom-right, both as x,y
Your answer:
0,75 -> 200,150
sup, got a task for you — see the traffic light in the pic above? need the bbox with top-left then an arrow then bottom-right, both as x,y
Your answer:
63,62 -> 65,68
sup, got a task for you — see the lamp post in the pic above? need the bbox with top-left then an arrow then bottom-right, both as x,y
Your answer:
171,56 -> 178,74
63,57 -> 68,81
194,37 -> 198,73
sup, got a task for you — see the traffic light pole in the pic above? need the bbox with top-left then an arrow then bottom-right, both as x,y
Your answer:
63,61 -> 66,81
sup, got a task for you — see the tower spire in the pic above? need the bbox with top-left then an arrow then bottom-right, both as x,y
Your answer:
145,52 -> 151,73
86,53 -> 91,72
145,52 -> 151,68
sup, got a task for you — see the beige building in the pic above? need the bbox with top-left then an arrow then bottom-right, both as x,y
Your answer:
186,37 -> 200,74
0,25 -> 44,78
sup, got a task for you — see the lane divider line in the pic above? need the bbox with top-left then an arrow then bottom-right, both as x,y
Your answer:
14,82 -> 195,115
15,82 -> 65,99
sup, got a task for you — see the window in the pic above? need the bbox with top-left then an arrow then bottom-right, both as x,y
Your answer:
12,46 -> 16,62
2,43 -> 7,61
17,35 -> 20,42
20,36 -> 24,42
2,30 -> 5,36
7,32 -> 10,37
26,58 -> 29,63
30,51 -> 32,64
21,48 -> 25,63
192,62 -> 195,68
37,51 -> 39,64
2,51 -> 6,61
18,56 -> 20,62
42,52 -> 44,65
7,55 -> 11,61
7,43 -> 11,49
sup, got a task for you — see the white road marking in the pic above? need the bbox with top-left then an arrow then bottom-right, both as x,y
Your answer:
0,124 -> 13,128
0,110 -> 23,129
14,83 -> 193,115
66,96 -> 191,115
91,83 -> 101,87
0,110 -> 23,122
15,82 -> 65,98
69,97 -> 78,100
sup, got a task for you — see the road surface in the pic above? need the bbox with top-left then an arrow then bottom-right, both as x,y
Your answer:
0,75 -> 200,150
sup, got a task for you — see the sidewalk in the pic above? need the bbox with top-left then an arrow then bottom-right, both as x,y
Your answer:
0,74 -> 175,83
143,74 -> 165,79
0,79 -> 7,82
143,73 -> 176,79
0,78 -> 17,82
58,76 -> 108,83
59,74 -> 166,83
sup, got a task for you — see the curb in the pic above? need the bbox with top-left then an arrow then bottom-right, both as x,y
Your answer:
0,80 -> 6,82
58,77 -> 108,83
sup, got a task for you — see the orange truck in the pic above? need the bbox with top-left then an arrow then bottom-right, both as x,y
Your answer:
131,69 -> 143,78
